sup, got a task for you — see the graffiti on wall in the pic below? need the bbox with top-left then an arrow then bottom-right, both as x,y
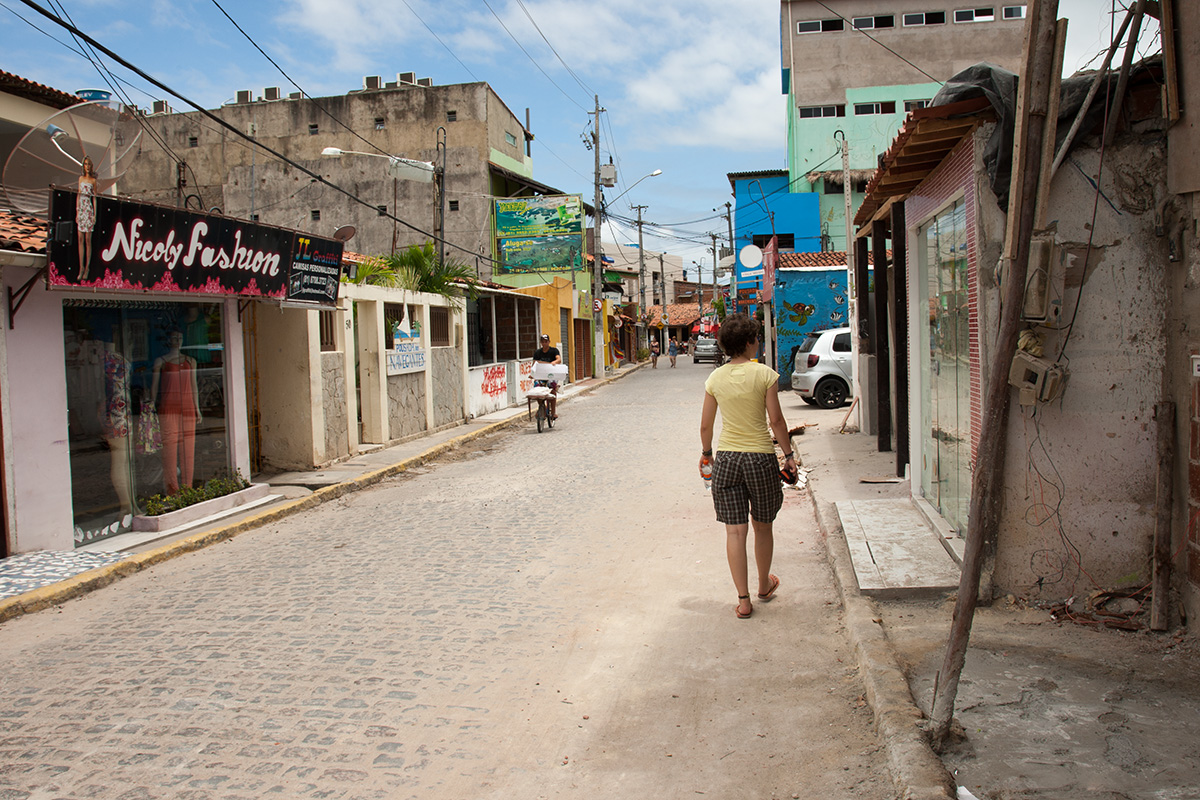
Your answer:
517,360 -> 534,395
481,364 -> 507,399
776,269 -> 848,378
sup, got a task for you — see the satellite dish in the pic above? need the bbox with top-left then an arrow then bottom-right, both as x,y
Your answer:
333,225 -> 357,242
2,99 -> 142,217
740,244 -> 763,268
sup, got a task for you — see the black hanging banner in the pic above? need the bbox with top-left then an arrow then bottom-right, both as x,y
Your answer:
47,189 -> 343,306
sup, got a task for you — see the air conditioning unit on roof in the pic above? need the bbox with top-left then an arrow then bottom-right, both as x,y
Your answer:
417,78 -> 432,87
151,100 -> 171,115
235,90 -> 251,105
398,72 -> 416,85
264,87 -> 280,101
363,75 -> 382,91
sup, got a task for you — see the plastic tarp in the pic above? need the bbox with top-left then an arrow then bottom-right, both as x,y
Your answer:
930,60 -> 1147,206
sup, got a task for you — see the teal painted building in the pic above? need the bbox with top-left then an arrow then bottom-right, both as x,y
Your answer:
779,1 -> 1028,250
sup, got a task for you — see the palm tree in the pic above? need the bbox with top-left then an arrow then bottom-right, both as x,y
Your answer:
348,242 -> 478,304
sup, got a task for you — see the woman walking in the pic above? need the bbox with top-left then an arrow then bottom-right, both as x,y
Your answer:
668,337 -> 679,367
699,314 -> 795,619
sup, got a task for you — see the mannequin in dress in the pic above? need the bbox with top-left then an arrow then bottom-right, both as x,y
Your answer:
76,156 -> 97,281
151,330 -> 201,493
100,330 -> 133,519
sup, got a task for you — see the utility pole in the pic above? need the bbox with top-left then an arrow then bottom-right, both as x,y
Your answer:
633,204 -> 648,353
658,252 -> 666,348
839,130 -> 860,428
720,202 -> 735,312
590,96 -> 604,378
710,233 -> 720,318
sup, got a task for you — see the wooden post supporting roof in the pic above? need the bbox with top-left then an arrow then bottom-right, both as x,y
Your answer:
872,218 -> 892,453
855,236 -> 871,353
891,202 -> 909,477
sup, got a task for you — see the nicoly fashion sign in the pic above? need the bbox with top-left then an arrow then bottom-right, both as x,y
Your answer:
46,189 -> 343,306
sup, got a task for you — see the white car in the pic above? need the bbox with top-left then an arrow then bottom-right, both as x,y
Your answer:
790,327 -> 853,408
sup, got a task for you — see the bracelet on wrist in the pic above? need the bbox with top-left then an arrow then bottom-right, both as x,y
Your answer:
783,452 -> 794,460
702,449 -> 712,457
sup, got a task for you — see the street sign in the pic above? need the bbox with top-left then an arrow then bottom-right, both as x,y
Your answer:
661,313 -> 668,324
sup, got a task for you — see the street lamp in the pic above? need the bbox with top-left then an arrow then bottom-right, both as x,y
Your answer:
321,147 -> 436,183
605,169 -> 661,209
592,168 -> 662,377
323,142 -> 446,263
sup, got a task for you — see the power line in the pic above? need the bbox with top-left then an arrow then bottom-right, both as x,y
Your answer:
15,0 -> 506,266
480,0 -> 589,112
513,0 -> 594,96
209,0 -> 392,160
43,0 -> 206,205
396,0 -> 482,83
814,1 -> 943,85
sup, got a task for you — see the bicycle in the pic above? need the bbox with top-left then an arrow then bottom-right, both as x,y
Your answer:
527,362 -> 567,433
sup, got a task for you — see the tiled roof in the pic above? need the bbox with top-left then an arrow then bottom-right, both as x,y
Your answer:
0,209 -> 47,253
645,303 -> 712,326
0,70 -> 81,110
778,250 -> 888,268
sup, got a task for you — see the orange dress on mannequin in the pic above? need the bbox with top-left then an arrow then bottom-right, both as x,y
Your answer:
159,359 -> 196,492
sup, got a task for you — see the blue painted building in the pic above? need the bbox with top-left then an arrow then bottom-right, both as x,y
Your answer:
727,170 -> 821,319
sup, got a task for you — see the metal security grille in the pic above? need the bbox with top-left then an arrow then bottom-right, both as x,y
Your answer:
319,310 -> 337,352
430,307 -> 451,347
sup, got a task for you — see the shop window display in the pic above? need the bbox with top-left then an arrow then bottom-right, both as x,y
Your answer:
63,300 -> 228,544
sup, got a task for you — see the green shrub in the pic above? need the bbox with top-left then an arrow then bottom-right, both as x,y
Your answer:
139,470 -> 250,516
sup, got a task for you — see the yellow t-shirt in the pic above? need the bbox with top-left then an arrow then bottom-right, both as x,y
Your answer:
704,361 -> 779,453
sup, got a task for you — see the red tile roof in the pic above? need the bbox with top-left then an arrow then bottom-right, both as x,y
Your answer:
645,303 -> 713,326
778,250 -> 887,268
0,209 -> 47,253
0,70 -> 81,110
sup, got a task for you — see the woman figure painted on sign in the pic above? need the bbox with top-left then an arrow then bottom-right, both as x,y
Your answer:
151,330 -> 202,494
76,156 -> 98,281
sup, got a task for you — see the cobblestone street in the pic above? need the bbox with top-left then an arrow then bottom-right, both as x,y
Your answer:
0,364 -> 893,799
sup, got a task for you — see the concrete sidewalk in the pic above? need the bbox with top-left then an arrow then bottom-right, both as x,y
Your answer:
0,363 -> 644,622
789,402 -> 1200,800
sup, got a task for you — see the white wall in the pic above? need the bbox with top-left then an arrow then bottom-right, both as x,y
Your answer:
1,264 -> 78,552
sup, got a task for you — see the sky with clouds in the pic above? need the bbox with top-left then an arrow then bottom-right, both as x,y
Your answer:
0,0 -> 1158,273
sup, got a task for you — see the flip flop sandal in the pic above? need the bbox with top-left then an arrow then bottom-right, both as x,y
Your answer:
757,574 -> 780,602
735,595 -> 752,619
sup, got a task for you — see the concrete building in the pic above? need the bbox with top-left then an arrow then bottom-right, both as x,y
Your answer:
120,78 -> 561,280
849,46 -> 1196,618
780,1 -> 1027,251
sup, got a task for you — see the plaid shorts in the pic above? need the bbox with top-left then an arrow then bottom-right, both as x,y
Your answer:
711,451 -> 783,525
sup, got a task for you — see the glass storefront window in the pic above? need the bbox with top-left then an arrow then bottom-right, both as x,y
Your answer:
917,199 -> 971,535
63,300 -> 228,545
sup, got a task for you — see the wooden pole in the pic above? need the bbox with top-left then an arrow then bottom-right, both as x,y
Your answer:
1103,0 -> 1147,149
1049,5 -> 1136,179
928,0 -> 1061,750
1151,400 -> 1175,631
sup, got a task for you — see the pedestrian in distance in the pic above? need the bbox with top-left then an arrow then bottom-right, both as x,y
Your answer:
668,337 -> 679,368
698,313 -> 797,619
650,337 -> 660,368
